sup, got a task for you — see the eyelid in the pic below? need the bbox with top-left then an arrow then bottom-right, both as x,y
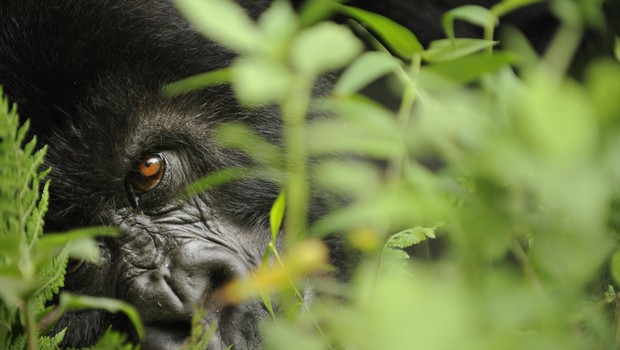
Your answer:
127,153 -> 166,195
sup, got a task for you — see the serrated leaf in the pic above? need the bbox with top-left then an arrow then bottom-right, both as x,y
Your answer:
38,328 -> 66,350
336,4 -> 423,59
34,249 -> 68,315
91,327 -> 140,350
384,249 -> 410,261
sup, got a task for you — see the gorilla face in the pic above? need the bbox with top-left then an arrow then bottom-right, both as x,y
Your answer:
42,81 -> 278,348
0,0 -> 283,348
3,0 -> 605,348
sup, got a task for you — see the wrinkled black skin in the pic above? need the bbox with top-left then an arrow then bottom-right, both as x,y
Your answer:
0,0 -> 616,349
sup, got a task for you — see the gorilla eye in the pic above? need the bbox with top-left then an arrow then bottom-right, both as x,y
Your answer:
128,154 -> 165,194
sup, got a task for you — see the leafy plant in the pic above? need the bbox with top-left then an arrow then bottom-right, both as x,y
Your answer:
169,0 -> 620,349
0,90 -> 143,349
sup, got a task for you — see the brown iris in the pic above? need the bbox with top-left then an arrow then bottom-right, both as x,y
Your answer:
128,154 -> 165,194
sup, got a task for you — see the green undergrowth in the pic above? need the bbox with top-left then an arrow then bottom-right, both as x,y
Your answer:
0,92 -> 141,349
171,0 -> 620,349
2,0 -> 620,349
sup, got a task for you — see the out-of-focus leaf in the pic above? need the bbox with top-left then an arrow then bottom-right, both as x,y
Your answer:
424,38 -> 497,62
214,122 -> 283,167
334,51 -> 402,95
308,96 -> 401,157
36,227 -> 117,265
59,293 -> 144,340
314,161 -> 381,198
611,249 -> 620,286
174,0 -> 262,54
585,60 -> 620,123
233,57 -> 292,106
491,0 -> 544,17
422,52 -> 519,85
298,0 -> 345,28
335,4 -> 423,59
514,71 -> 596,164
291,22 -> 363,76
442,5 -> 498,41
258,0 -> 298,59
162,68 -> 232,98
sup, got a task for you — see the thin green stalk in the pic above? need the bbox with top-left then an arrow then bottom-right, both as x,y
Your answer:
388,53 -> 421,179
484,24 -> 495,54
270,244 -> 333,350
281,76 -> 314,244
25,299 -> 37,350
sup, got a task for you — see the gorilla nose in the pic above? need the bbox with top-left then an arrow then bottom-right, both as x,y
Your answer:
126,240 -> 250,324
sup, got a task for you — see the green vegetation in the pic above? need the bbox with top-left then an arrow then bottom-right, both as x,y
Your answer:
2,0 -> 620,348
0,92 -> 141,349
172,0 -> 620,349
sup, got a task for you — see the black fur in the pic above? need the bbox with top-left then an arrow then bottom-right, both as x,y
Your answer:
0,0 -> 616,348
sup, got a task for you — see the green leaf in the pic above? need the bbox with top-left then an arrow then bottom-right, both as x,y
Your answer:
38,328 -> 66,350
308,96 -> 401,157
36,226 -> 118,264
335,4 -> 423,59
59,293 -> 144,340
162,68 -> 232,98
423,38 -> 497,62
91,327 -> 140,350
34,249 -> 68,315
298,0 -> 344,27
291,22 -> 363,76
422,52 -> 520,85
232,57 -> 292,106
270,192 -> 286,243
386,227 -> 436,250
491,0 -> 544,18
442,5 -> 498,41
258,0 -> 298,59
174,0 -> 262,54
334,51 -> 401,95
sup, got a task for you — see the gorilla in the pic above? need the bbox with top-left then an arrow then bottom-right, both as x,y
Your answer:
0,0 -> 615,348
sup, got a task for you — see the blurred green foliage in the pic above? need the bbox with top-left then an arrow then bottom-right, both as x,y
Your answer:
172,0 -> 620,349
2,0 -> 620,348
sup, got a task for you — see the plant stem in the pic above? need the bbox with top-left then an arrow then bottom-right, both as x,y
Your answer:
271,244 -> 333,350
281,76 -> 313,244
25,299 -> 38,350
388,53 -> 421,180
